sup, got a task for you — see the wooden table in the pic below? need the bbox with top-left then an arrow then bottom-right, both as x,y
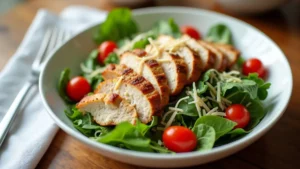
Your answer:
1,0 -> 300,168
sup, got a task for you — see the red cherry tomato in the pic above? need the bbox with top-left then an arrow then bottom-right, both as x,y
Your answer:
163,126 -> 197,152
242,58 -> 266,78
225,104 -> 250,129
181,26 -> 201,40
98,41 -> 117,64
66,76 -> 91,101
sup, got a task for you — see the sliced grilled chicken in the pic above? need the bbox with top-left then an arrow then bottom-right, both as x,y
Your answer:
181,34 -> 215,71
95,68 -> 161,124
76,93 -> 138,126
214,43 -> 240,68
156,35 -> 202,84
199,40 -> 227,72
144,45 -> 188,95
119,50 -> 170,107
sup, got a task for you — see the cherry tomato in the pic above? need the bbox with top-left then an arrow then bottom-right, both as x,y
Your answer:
225,104 -> 250,129
163,126 -> 197,152
98,41 -> 117,64
242,58 -> 266,78
66,76 -> 91,101
181,26 -> 201,40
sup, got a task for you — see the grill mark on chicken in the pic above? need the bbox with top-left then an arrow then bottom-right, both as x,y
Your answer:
156,74 -> 167,83
122,68 -> 133,75
140,83 -> 155,94
145,60 -> 159,68
131,76 -> 145,85
132,49 -> 147,57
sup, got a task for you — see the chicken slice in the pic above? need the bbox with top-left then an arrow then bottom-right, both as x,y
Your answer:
144,45 -> 188,95
95,69 -> 161,124
119,50 -> 170,107
199,40 -> 227,72
181,34 -> 215,71
156,35 -> 202,84
214,43 -> 240,68
76,93 -> 138,126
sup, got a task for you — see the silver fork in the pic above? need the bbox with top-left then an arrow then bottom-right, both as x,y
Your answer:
0,27 -> 71,146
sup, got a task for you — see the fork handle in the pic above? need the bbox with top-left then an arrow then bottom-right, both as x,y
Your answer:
0,82 -> 34,146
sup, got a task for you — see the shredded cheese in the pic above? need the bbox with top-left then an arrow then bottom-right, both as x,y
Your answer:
80,63 -> 93,73
217,82 -> 221,103
164,96 -> 189,128
211,112 -> 226,116
246,102 -> 252,107
169,107 -> 184,112
87,67 -> 107,79
113,76 -> 124,90
206,107 -> 218,115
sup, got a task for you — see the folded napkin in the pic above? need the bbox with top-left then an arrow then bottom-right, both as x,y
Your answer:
0,6 -> 107,169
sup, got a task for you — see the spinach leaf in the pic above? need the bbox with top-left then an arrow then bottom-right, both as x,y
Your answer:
136,116 -> 158,136
150,141 -> 174,154
96,122 -> 153,152
65,108 -> 111,137
226,128 -> 248,138
177,97 -> 199,117
205,24 -> 233,45
244,73 -> 271,100
221,79 -> 258,100
58,68 -> 73,103
152,18 -> 181,38
192,124 -> 216,151
83,49 -> 98,71
94,8 -> 138,44
104,52 -> 119,64
194,116 -> 236,140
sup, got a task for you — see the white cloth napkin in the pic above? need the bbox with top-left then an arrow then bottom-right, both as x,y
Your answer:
0,6 -> 107,169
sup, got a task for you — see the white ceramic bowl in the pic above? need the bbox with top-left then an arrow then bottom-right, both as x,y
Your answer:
39,7 -> 292,168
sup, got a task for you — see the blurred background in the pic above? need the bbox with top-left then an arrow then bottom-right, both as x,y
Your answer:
0,0 -> 299,14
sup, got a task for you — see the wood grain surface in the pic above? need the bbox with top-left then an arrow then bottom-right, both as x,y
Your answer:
0,0 -> 299,168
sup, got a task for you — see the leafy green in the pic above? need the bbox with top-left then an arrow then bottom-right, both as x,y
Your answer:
205,24 -> 233,44
83,49 -> 99,71
104,52 -> 119,64
245,73 -> 271,100
96,122 -> 153,152
94,8 -> 138,44
227,128 -> 248,138
65,107 -> 111,137
226,91 -> 265,129
152,18 -> 181,38
177,97 -> 198,117
221,80 -> 258,100
192,124 -> 216,151
58,68 -> 73,103
150,141 -> 174,153
194,116 -> 236,140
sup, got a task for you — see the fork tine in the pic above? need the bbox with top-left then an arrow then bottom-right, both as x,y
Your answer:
31,28 -> 53,69
46,27 -> 59,56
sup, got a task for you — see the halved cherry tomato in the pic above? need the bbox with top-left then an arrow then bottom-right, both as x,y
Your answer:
225,104 -> 250,129
181,26 -> 201,40
242,58 -> 266,78
66,76 -> 91,101
163,126 -> 197,152
98,41 -> 117,64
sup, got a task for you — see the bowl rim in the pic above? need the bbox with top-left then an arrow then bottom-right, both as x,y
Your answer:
39,6 -> 293,160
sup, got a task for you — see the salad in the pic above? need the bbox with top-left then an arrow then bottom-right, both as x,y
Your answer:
58,8 -> 270,153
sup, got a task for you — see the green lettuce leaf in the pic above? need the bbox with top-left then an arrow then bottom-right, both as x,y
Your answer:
94,8 -> 138,44
152,18 -> 181,38
192,124 -> 216,151
244,73 -> 271,100
194,116 -> 236,140
58,68 -> 73,103
104,52 -> 119,65
205,23 -> 233,44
